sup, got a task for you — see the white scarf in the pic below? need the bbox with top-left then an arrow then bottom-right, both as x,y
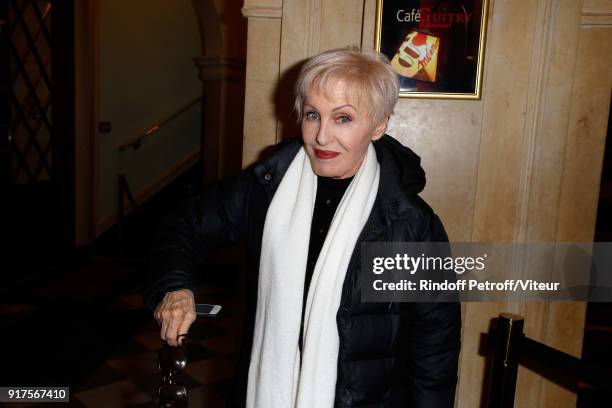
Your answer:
246,143 -> 380,408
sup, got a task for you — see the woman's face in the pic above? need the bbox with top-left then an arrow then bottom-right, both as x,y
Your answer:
301,80 -> 386,179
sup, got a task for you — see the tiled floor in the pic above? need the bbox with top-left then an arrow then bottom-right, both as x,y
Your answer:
0,260 -> 245,408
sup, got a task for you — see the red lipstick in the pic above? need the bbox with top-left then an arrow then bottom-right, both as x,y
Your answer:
314,149 -> 340,159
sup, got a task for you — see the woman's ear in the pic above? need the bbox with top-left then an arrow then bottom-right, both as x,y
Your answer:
371,117 -> 389,141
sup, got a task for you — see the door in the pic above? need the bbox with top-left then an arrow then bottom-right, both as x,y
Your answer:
0,0 -> 74,283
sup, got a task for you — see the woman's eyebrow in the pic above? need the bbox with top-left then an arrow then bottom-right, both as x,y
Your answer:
332,104 -> 356,112
303,102 -> 356,111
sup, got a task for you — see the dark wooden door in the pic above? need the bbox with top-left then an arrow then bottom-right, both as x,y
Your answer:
0,0 -> 74,282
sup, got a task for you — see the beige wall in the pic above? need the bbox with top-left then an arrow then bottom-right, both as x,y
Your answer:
242,0 -> 612,406
96,0 -> 202,232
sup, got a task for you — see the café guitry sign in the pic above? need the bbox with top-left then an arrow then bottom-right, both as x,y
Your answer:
375,0 -> 489,99
391,6 -> 473,84
395,8 -> 473,27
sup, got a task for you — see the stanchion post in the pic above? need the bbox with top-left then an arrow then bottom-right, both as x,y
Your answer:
486,313 -> 524,408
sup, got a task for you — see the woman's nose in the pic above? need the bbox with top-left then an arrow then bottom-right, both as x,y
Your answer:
315,121 -> 331,146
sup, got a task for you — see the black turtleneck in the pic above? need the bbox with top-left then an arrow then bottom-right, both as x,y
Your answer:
299,174 -> 354,352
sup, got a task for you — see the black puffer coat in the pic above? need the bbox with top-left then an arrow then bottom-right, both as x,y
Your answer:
145,134 -> 461,407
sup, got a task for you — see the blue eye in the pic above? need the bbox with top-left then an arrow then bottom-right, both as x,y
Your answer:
337,115 -> 352,124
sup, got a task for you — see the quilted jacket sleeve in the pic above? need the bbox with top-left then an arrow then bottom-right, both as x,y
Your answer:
402,214 -> 461,407
143,169 -> 254,312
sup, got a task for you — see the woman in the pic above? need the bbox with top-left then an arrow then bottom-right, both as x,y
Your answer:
145,48 -> 461,408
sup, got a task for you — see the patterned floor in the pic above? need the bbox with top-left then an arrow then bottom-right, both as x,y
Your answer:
0,261 -> 245,408
73,287 -> 243,408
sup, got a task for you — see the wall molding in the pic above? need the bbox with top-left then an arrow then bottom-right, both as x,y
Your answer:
581,0 -> 612,27
513,0 -> 557,244
193,57 -> 246,82
581,12 -> 612,27
241,5 -> 282,19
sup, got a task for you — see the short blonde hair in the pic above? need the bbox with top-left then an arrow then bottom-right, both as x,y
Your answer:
294,47 -> 399,126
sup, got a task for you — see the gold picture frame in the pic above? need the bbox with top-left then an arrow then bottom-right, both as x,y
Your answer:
374,0 -> 490,99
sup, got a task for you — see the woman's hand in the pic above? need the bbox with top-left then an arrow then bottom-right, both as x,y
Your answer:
154,289 -> 196,346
